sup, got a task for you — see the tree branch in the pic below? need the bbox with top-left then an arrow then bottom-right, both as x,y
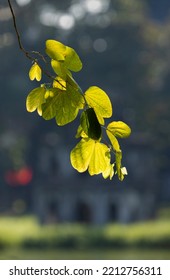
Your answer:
8,0 -> 33,60
7,0 -> 66,88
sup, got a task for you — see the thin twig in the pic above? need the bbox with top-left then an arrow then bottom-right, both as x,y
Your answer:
7,0 -> 33,60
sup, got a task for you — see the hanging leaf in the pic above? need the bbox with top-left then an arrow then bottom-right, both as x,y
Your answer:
102,163 -> 114,180
26,86 -> 46,116
115,150 -> 125,181
84,86 -> 112,125
116,166 -> 128,181
106,130 -> 120,152
53,77 -> 66,90
67,82 -> 85,110
67,75 -> 83,95
107,121 -> 131,138
70,138 -> 110,176
42,84 -> 84,125
64,46 -> 82,72
45,40 -> 66,61
80,108 -> 101,140
88,142 -> 110,175
70,138 -> 95,173
26,38 -> 131,181
29,62 -> 42,81
51,60 -> 70,80
75,125 -> 88,139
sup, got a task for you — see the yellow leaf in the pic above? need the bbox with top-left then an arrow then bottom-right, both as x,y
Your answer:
42,84 -> 84,125
26,87 -> 46,113
37,105 -> 43,116
88,142 -> 110,175
84,86 -> 112,125
70,138 -> 95,172
107,121 -> 131,138
75,125 -> 88,139
64,46 -> 82,72
70,139 -> 111,176
29,63 -> 42,81
106,130 -> 120,152
51,60 -> 69,80
117,166 -> 128,181
45,40 -> 66,61
102,163 -> 114,180
53,77 -> 66,90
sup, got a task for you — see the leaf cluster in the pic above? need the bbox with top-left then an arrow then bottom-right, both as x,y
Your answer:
26,40 -> 131,180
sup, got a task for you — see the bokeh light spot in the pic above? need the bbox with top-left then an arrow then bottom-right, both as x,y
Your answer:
93,38 -> 107,52
16,0 -> 32,6
58,14 -> 75,30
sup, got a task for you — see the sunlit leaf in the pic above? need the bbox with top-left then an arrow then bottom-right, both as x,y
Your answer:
106,130 -> 120,152
51,60 -> 70,80
80,108 -> 101,140
44,90 -> 50,99
107,121 -> 131,138
29,63 -> 42,81
84,86 -> 112,125
116,166 -> 128,181
70,138 -> 95,172
25,37 -> 131,181
44,89 -> 55,99
102,163 -> 114,180
26,87 -> 46,115
88,142 -> 110,175
53,77 -> 66,90
45,40 -> 66,61
37,105 -> 43,116
70,138 -> 110,176
67,82 -> 85,109
42,84 -> 84,125
121,167 -> 128,176
75,125 -> 88,139
64,46 -> 82,72
66,75 -> 83,94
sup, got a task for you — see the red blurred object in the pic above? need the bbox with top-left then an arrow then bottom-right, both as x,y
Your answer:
5,167 -> 33,186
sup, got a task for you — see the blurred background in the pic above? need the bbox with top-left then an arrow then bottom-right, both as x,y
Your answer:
0,0 -> 170,259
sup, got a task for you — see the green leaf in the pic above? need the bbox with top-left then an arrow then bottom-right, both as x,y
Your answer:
70,138 -> 111,175
45,40 -> 66,61
29,63 -> 42,81
64,46 -> 82,72
26,87 -> 46,116
106,130 -> 120,152
42,84 -> 85,125
84,86 -> 112,125
107,121 -> 131,138
80,108 -> 101,140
